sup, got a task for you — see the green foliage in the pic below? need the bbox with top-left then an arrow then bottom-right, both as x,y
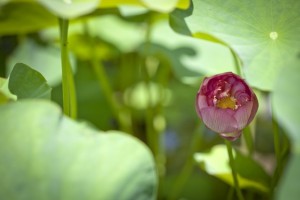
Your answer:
0,0 -> 299,199
8,63 -> 52,99
272,63 -> 300,200
124,81 -> 171,110
278,154 -> 300,200
171,3 -> 300,197
86,15 -> 145,52
0,100 -> 157,200
38,0 -> 100,19
0,79 -> 9,103
149,20 -> 236,81
7,39 -> 69,86
99,0 -> 190,12
272,64 -> 300,150
170,0 -> 300,91
0,2 -> 57,36
0,0 -> 9,6
0,77 -> 16,103
137,0 -> 189,13
194,145 -> 270,192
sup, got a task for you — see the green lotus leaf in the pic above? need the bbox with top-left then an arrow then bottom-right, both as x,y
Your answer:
0,100 -> 157,200
171,0 -> 300,90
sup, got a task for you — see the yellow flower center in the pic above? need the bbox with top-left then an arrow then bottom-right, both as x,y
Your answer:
216,96 -> 236,110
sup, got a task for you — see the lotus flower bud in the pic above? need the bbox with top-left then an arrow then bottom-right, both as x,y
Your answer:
196,72 -> 258,141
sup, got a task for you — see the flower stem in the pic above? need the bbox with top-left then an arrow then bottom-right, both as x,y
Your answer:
59,18 -> 77,119
226,186 -> 234,200
83,22 -> 131,133
141,12 -> 165,197
230,48 -> 243,77
272,116 -> 281,164
243,126 -> 254,156
224,140 -> 244,200
270,111 -> 283,197
91,56 -> 131,132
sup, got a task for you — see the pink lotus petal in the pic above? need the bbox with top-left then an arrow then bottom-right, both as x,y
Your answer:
231,82 -> 246,95
202,77 -> 210,88
234,101 -> 253,130
196,94 -> 208,118
200,107 -> 238,133
224,108 -> 236,116
247,94 -> 258,124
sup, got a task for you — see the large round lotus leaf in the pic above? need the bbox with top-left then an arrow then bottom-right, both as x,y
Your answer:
0,100 -> 157,200
171,0 -> 300,91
